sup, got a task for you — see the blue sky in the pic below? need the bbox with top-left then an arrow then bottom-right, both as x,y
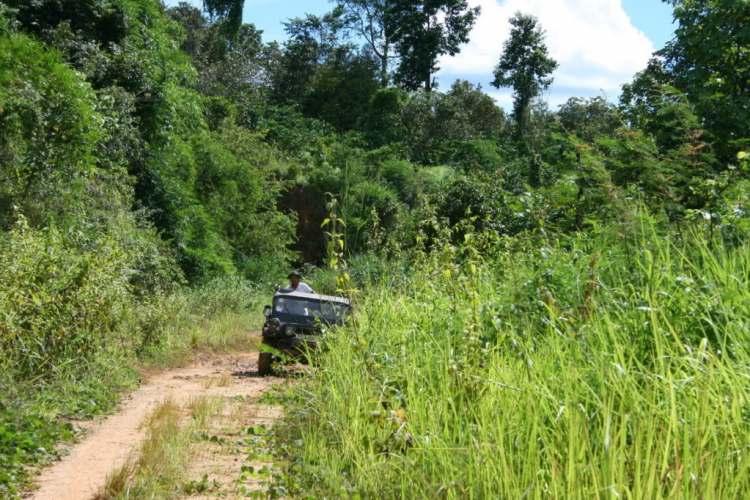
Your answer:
168,0 -> 676,109
621,0 -> 675,49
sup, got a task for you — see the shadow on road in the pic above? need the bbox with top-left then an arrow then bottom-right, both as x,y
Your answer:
232,367 -> 306,379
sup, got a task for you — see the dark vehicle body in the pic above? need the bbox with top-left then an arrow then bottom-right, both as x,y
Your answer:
258,291 -> 350,375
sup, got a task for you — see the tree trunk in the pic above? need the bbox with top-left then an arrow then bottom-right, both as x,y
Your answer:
424,14 -> 432,92
380,44 -> 389,88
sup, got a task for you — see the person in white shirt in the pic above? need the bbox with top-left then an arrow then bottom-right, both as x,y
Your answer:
285,272 -> 315,293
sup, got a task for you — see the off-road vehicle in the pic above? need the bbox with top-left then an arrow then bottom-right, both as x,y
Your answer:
258,291 -> 350,376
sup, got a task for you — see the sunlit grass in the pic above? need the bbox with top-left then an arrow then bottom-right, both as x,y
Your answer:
97,398 -> 184,500
188,395 -> 224,428
279,223 -> 750,498
97,395 -> 225,500
140,312 -> 262,368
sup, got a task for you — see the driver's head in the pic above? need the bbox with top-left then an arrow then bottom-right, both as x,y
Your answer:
288,272 -> 301,288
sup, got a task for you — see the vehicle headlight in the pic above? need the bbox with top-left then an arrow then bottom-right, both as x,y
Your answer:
283,324 -> 295,335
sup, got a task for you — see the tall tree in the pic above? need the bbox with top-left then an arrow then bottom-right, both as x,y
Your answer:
167,2 -> 208,60
385,0 -> 480,92
301,46 -> 380,130
203,0 -> 244,38
269,8 -> 347,103
658,0 -> 750,161
619,57 -> 673,133
335,0 -> 396,87
168,4 -> 263,73
491,13 -> 557,141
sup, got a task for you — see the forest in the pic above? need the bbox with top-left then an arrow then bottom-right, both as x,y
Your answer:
1,0 -> 750,497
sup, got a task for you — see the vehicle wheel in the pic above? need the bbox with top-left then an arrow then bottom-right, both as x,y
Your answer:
257,352 -> 273,376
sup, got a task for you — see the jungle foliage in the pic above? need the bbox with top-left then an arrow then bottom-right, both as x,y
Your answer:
1,0 -> 750,496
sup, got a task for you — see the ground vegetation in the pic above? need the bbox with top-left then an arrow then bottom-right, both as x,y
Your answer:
1,0 -> 750,496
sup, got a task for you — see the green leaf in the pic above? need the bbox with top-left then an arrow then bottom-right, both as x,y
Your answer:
247,425 -> 266,435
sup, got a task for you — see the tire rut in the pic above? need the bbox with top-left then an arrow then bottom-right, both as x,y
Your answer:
27,344 -> 283,500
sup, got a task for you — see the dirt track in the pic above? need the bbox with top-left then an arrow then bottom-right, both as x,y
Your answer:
28,346 -> 283,500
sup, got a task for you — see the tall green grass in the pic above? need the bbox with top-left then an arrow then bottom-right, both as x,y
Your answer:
278,220 -> 750,498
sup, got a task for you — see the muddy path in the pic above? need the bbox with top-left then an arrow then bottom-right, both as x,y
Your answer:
28,340 -> 284,500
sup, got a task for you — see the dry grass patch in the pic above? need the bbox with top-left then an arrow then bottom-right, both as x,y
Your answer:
188,395 -> 224,428
96,396 -> 225,499
217,374 -> 233,387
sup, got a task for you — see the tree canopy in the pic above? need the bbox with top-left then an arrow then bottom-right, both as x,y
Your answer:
491,13 -> 558,141
335,0 -> 395,87
385,0 -> 480,92
658,0 -> 750,160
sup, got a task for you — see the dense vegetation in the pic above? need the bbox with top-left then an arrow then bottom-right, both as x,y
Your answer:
277,208 -> 750,498
1,0 -> 749,496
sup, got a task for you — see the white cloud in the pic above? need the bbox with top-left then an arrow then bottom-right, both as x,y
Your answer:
438,0 -> 654,94
485,90 -> 514,107
486,89 -> 574,110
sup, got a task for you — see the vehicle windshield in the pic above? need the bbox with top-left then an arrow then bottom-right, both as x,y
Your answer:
274,296 -> 348,323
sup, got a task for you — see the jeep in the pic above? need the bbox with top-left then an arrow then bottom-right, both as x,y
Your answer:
258,291 -> 350,376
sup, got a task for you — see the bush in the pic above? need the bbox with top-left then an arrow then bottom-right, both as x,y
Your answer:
437,139 -> 504,173
344,181 -> 403,252
374,159 -> 420,206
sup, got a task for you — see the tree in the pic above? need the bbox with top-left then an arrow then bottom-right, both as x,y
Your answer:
619,57 -> 673,133
335,0 -> 396,87
167,2 -> 208,60
268,9 -> 347,103
491,13 -> 557,141
446,80 -> 507,140
264,8 -> 380,128
301,46 -> 380,130
358,88 -> 409,148
203,0 -> 244,38
557,96 -> 622,142
658,0 -> 750,161
385,0 -> 480,92
168,4 -> 265,99
358,81 -> 505,162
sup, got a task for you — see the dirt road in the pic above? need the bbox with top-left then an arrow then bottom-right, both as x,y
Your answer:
28,347 -> 283,500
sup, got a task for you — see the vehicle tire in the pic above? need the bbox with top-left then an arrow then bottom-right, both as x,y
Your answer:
257,352 -> 273,376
